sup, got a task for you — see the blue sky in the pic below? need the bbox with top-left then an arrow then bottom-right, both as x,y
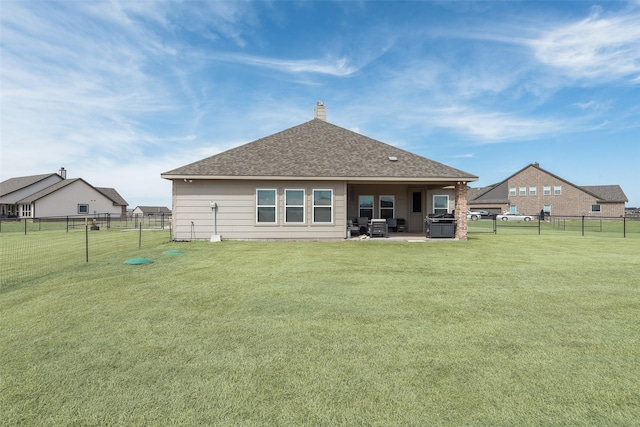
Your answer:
2,1 -> 639,208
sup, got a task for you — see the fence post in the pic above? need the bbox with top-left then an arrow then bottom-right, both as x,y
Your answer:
139,221 -> 142,249
24,218 -> 27,235
538,215 -> 541,235
582,215 -> 585,236
623,217 -> 626,238
85,225 -> 89,262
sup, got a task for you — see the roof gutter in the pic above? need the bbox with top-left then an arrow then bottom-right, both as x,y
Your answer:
161,174 -> 479,183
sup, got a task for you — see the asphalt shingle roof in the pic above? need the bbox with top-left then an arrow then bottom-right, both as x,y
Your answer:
96,187 -> 128,206
580,185 -> 628,203
0,173 -> 59,197
134,206 -> 171,214
162,119 -> 477,181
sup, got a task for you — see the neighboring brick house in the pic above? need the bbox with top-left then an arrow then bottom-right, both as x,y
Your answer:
161,102 -> 478,241
468,163 -> 627,217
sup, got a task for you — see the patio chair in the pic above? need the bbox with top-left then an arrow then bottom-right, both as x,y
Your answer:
347,220 -> 359,237
386,218 -> 397,232
356,217 -> 369,234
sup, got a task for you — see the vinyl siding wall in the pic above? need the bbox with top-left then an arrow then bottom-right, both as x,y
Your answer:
35,181 -> 123,217
172,179 -> 347,240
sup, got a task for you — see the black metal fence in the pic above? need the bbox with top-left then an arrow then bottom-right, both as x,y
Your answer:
0,213 -> 171,234
467,215 -> 639,238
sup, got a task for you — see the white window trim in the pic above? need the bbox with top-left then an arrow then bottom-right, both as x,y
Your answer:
433,195 -> 449,214
554,185 -> 562,195
543,186 -> 551,195
380,195 -> 395,218
312,189 -> 333,224
359,195 -> 374,219
21,204 -> 32,218
284,189 -> 305,224
78,204 -> 89,214
529,186 -> 537,196
256,188 -> 277,224
509,187 -> 516,196
519,187 -> 526,196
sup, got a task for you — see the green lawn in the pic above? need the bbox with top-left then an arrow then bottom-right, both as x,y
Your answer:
1,230 -> 639,425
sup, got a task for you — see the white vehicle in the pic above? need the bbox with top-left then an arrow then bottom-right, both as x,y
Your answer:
496,212 -> 534,222
467,210 -> 482,221
467,210 -> 490,220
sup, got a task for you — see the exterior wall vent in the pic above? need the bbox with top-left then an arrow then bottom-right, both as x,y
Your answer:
388,156 -> 398,162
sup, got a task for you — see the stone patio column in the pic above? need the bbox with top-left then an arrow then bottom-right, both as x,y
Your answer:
454,181 -> 468,240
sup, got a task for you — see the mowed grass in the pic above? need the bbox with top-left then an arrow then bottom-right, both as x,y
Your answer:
1,230 -> 639,425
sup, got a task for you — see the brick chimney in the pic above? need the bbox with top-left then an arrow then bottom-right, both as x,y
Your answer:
314,101 -> 326,121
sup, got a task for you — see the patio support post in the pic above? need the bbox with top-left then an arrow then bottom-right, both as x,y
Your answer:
454,181 -> 468,240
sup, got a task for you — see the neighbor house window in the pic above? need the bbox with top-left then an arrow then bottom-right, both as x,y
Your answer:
359,195 -> 373,219
285,189 -> 305,223
544,205 -> 551,214
591,204 -> 601,212
519,187 -> 526,196
256,189 -> 277,223
543,186 -> 551,195
433,195 -> 449,214
509,205 -> 517,213
509,187 -> 516,196
380,196 -> 395,219
78,204 -> 89,214
529,186 -> 537,196
21,204 -> 32,217
313,189 -> 333,223
554,185 -> 562,195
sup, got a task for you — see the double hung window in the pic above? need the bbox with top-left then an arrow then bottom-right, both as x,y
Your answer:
433,195 -> 449,214
285,189 -> 305,223
359,195 -> 373,219
256,189 -> 277,223
313,189 -> 333,223
380,196 -> 394,219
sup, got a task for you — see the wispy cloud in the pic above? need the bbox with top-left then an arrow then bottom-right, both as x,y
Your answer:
213,53 -> 359,76
530,7 -> 640,84
426,106 -> 566,142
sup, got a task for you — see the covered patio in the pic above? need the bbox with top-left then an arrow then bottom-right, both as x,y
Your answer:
345,180 -> 471,240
